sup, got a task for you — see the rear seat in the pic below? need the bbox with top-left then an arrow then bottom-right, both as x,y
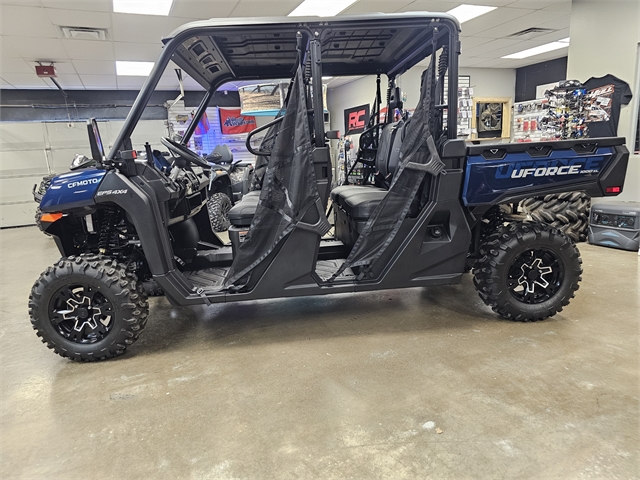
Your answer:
330,119 -> 407,246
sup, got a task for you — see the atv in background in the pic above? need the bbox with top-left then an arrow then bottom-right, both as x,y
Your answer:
204,144 -> 254,232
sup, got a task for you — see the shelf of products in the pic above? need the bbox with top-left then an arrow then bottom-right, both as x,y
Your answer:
512,83 -> 588,143
512,99 -> 548,142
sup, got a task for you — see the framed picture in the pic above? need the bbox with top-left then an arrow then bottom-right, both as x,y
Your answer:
471,97 -> 512,140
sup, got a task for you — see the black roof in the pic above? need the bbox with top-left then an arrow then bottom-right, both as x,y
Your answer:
163,13 -> 460,91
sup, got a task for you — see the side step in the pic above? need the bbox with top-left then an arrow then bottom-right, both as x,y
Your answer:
315,259 -> 355,282
182,267 -> 229,290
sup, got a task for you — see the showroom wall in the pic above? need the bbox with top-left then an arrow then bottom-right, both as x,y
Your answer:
567,0 -> 639,202
515,57 -> 568,102
327,66 -> 516,137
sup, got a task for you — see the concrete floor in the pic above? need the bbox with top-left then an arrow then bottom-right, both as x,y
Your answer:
1,226 -> 638,479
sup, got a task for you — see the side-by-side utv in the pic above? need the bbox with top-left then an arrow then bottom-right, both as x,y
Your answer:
29,13 -> 630,361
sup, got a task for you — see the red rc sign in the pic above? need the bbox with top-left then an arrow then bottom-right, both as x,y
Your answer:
343,104 -> 370,135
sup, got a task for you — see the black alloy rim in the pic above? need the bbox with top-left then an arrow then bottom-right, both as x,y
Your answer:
508,248 -> 564,304
49,285 -> 115,343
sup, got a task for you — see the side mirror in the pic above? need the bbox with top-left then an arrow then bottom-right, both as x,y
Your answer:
325,130 -> 341,140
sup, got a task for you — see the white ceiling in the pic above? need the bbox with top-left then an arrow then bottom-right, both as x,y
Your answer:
0,0 -> 572,90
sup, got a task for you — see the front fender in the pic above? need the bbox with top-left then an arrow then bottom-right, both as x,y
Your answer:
95,171 -> 175,275
208,170 -> 233,199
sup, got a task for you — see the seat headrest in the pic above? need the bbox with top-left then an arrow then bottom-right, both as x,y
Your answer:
388,86 -> 403,111
213,144 -> 233,163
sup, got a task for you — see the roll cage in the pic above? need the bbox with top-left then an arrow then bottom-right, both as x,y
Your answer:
107,12 -> 461,161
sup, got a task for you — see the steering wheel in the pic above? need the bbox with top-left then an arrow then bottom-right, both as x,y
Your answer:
160,137 -> 210,169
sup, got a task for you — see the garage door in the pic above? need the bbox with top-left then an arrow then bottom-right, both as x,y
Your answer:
0,120 -> 168,228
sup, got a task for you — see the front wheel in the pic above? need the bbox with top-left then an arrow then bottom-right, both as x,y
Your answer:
473,222 -> 582,321
28,255 -> 149,361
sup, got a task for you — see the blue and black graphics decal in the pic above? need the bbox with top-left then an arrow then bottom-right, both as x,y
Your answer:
40,168 -> 106,211
462,147 -> 614,205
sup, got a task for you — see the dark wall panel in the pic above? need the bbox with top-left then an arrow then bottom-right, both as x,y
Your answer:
515,56 -> 567,102
0,89 -> 240,122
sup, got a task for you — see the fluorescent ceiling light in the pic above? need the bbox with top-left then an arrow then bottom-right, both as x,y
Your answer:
116,61 -> 154,76
446,4 -> 497,24
289,0 -> 358,17
502,38 -> 570,59
113,0 -> 173,16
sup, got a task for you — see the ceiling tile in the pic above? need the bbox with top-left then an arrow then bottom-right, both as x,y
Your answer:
462,38 -> 527,56
343,0 -> 415,14
476,39 -> 548,57
473,57 -> 514,68
0,0 -> 43,6
0,57 -> 33,74
54,73 -> 84,87
166,16 -> 200,36
229,0 -> 304,17
111,13 -> 172,43
535,14 -> 570,30
0,77 -> 16,88
0,36 -> 21,58
182,75 -> 204,90
459,57 -> 491,67
449,0 -> 514,5
171,0 -> 240,19
325,75 -> 363,88
478,9 -> 560,38
115,76 -> 147,89
45,7 -> 111,29
156,76 -> 181,89
113,42 -> 162,62
62,38 -> 114,60
0,5 -> 60,38
4,36 -> 69,60
460,36 -> 494,49
0,72 -> 50,88
457,7 -> 535,37
40,0 -> 111,12
542,1 -> 571,12
395,1 -> 460,13
80,74 -> 117,88
73,59 -> 116,75
505,0 -> 564,9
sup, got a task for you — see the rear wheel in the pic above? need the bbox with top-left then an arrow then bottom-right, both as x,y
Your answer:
473,222 -> 582,321
207,192 -> 232,232
28,255 -> 148,361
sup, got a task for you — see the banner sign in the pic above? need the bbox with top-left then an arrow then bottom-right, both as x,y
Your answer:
219,108 -> 257,134
344,104 -> 370,135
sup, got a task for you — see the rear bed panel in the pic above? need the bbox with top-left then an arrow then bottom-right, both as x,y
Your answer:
462,137 -> 629,206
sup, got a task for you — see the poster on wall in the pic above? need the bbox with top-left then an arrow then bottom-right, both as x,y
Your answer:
219,108 -> 257,134
344,104 -> 370,135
